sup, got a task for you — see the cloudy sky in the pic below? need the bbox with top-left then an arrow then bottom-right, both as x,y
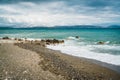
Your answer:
0,0 -> 120,27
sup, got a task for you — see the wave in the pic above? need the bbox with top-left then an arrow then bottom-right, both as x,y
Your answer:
47,40 -> 120,65
66,36 -> 84,40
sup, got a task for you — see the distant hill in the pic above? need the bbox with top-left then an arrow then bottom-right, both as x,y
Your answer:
108,25 -> 120,28
0,25 -> 120,29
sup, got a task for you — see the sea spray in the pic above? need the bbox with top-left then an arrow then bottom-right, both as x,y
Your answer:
47,39 -> 120,65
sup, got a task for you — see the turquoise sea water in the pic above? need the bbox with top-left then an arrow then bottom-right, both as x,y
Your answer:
0,27 -> 120,65
0,28 -> 120,43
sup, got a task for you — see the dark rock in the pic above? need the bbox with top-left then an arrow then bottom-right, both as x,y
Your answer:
41,39 -> 45,42
45,39 -> 64,45
2,36 -> 10,39
53,39 -> 59,44
97,41 -> 105,44
46,42 -> 50,45
14,38 -> 18,40
18,39 -> 23,41
59,40 -> 64,43
75,36 -> 80,39
46,39 -> 51,42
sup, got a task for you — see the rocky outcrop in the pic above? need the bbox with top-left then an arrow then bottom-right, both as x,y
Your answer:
97,41 -> 105,45
75,36 -> 80,39
13,37 -> 64,47
2,36 -> 10,39
41,39 -> 64,45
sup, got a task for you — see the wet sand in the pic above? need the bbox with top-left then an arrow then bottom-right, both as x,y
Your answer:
0,40 -> 120,80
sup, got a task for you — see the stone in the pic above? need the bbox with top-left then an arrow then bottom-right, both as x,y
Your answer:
97,41 -> 105,44
75,36 -> 80,39
2,36 -> 10,39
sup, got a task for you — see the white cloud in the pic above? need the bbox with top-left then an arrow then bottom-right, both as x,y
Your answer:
0,1 -> 120,27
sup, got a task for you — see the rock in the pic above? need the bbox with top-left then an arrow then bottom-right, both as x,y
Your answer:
14,38 -> 18,40
41,39 -> 45,42
59,40 -> 64,43
46,39 -> 52,43
46,42 -> 50,45
53,39 -> 59,44
75,36 -> 80,39
44,39 -> 64,45
2,36 -> 10,39
97,41 -> 105,45
18,39 -> 23,41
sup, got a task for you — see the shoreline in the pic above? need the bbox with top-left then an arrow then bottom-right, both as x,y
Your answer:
47,45 -> 120,74
47,46 -> 120,74
72,55 -> 120,74
0,39 -> 120,73
0,39 -> 120,79
49,49 -> 120,74
82,56 -> 120,74
15,43 -> 120,79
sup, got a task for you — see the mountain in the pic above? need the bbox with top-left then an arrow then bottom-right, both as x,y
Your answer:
108,25 -> 120,28
0,25 -> 120,29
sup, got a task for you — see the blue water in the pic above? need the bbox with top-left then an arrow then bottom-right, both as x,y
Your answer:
0,27 -> 120,65
0,28 -> 120,43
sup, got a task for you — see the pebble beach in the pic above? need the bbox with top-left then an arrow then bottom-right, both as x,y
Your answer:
0,38 -> 120,80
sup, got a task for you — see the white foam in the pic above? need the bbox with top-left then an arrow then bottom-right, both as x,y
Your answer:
67,36 -> 76,40
66,36 -> 81,40
47,40 -> 120,65
26,38 -> 41,41
92,45 -> 120,51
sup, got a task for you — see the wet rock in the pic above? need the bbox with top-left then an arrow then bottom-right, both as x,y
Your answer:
53,39 -> 59,44
59,40 -> 64,44
97,41 -> 105,44
46,39 -> 52,43
45,39 -> 64,45
41,39 -> 45,42
2,36 -> 10,39
75,36 -> 80,39
46,42 -> 50,45
14,38 -> 18,40
18,39 -> 23,41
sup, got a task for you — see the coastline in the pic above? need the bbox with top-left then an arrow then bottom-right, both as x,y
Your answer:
82,57 -> 120,74
47,45 -> 120,74
0,39 -> 120,80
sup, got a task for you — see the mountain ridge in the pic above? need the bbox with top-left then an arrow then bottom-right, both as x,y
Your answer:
0,25 -> 120,29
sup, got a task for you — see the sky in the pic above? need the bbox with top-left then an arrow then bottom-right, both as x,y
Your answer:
0,0 -> 120,27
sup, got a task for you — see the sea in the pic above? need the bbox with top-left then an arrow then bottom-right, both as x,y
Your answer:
0,27 -> 120,66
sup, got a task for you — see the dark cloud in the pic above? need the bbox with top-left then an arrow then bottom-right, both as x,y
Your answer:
72,0 -> 120,14
1,0 -> 120,9
0,0 -> 120,26
0,0 -> 57,4
65,0 -> 120,7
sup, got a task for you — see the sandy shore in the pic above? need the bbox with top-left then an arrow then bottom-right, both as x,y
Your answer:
0,39 -> 120,80
0,43 -> 65,80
